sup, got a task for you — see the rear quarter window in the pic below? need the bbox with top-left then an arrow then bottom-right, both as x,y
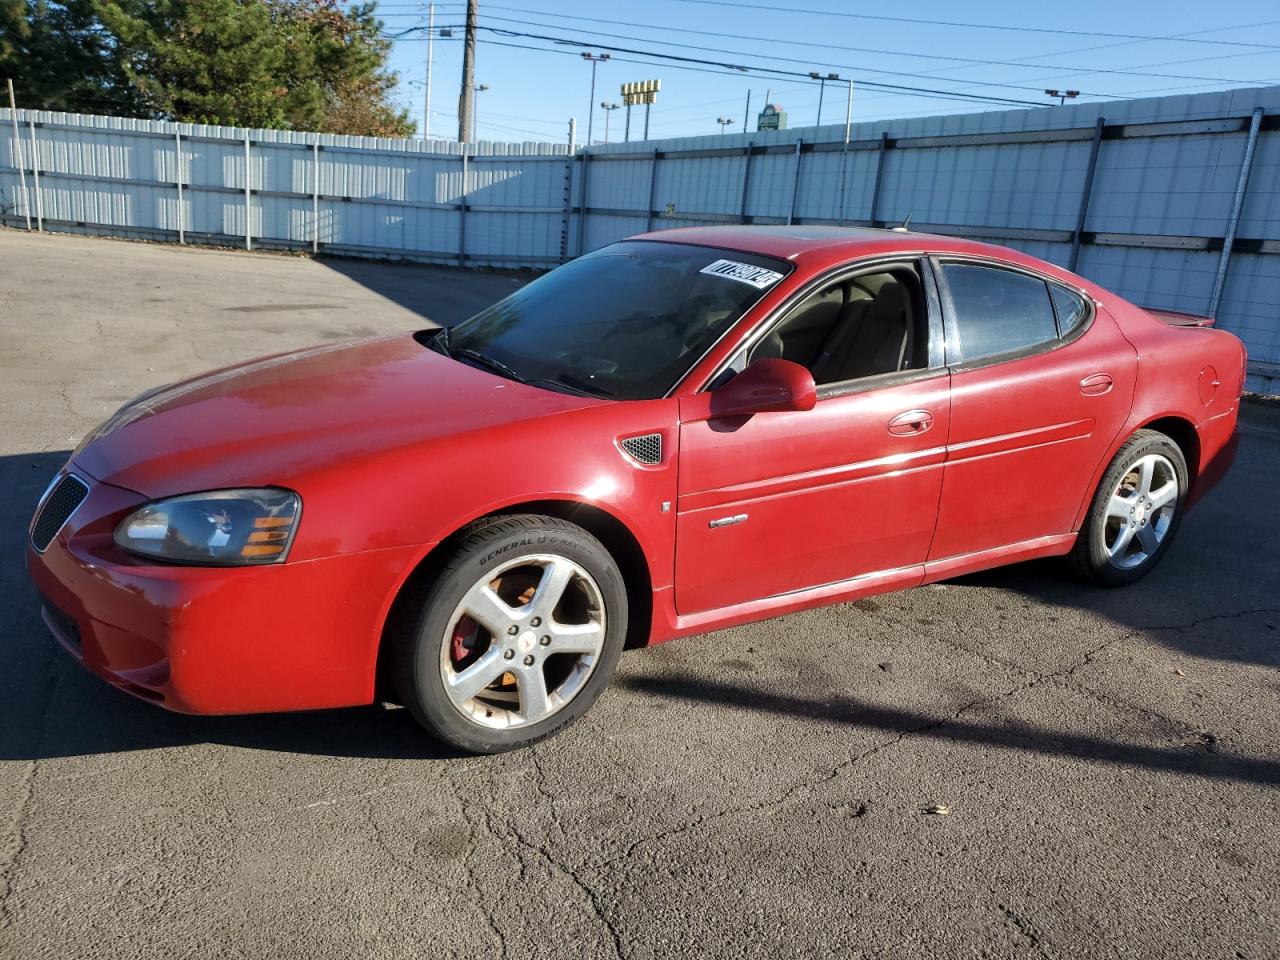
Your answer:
1050,284 -> 1089,337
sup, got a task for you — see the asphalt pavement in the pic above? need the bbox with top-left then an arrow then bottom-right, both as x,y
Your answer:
1,230 -> 1277,960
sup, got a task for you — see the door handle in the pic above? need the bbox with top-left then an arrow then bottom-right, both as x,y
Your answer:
1079,373 -> 1114,396
888,409 -> 934,436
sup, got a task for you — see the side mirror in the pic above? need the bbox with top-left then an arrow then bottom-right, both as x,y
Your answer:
709,358 -> 817,419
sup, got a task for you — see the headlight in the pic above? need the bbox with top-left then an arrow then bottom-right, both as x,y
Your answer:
115,489 -> 301,566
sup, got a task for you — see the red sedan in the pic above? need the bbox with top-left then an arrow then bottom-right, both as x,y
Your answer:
27,227 -> 1244,753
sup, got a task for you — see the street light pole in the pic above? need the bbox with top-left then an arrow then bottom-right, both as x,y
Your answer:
582,53 -> 610,145
600,102 -> 620,143
717,117 -> 735,135
423,1 -> 434,139
810,71 -> 840,127
473,83 -> 489,140
1045,88 -> 1080,106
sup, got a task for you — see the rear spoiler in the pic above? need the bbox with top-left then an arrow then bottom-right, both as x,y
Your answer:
1144,306 -> 1216,328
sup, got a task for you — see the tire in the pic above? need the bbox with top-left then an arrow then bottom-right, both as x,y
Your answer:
1070,429 -> 1189,586
390,515 -> 628,754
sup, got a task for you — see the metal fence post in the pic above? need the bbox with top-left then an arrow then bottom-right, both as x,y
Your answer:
243,135 -> 252,251
559,151 -> 574,262
312,141 -> 320,255
459,149 -> 469,267
174,130 -> 185,244
6,80 -> 31,231
27,117 -> 43,232
576,150 -> 591,256
1209,106 -> 1264,318
787,139 -> 804,225
868,132 -> 888,227
1069,117 -> 1105,272
738,143 -> 753,224
644,149 -> 659,233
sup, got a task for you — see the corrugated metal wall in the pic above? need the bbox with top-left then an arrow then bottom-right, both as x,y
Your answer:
3,85 -> 1278,391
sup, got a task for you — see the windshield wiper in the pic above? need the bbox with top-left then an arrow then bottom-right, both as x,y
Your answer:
454,347 -> 528,384
549,371 -> 613,398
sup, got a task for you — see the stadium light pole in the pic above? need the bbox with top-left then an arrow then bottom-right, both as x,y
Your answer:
582,53 -> 611,145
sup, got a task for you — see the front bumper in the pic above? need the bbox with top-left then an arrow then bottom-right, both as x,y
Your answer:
27,471 -> 423,715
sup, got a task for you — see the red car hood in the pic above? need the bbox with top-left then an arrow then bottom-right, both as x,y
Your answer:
73,334 -> 602,497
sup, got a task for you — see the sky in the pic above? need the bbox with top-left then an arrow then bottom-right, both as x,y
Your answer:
368,0 -> 1280,144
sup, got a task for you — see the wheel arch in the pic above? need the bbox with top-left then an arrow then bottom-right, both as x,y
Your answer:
1136,414 -> 1200,479
374,497 -> 654,700
1071,412 -> 1202,533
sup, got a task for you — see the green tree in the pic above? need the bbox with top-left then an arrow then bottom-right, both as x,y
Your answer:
1,0 -> 413,136
0,1 -> 144,114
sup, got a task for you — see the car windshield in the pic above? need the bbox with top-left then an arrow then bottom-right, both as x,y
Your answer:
445,240 -> 791,400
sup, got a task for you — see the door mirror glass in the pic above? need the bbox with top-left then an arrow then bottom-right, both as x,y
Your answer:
710,358 -> 817,418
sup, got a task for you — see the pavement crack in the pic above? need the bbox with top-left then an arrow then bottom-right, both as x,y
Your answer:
0,761 -> 37,929
1002,905 -> 1054,957
503,820 -> 625,960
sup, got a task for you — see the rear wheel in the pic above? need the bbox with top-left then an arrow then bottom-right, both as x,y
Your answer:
1070,429 -> 1188,586
391,515 -> 628,753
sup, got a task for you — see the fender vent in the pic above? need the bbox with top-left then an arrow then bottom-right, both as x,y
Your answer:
30,475 -> 90,552
619,433 -> 663,465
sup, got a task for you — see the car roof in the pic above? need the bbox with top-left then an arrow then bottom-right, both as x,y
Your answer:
625,224 -> 1030,268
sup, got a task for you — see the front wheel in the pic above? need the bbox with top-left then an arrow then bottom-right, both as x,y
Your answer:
1070,429 -> 1189,586
391,515 -> 628,753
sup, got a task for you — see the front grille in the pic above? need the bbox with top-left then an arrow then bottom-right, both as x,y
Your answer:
41,597 -> 82,650
31,475 -> 90,552
620,433 -> 663,465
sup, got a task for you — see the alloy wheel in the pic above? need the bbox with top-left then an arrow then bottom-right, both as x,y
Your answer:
439,554 -> 607,729
1103,453 -> 1179,570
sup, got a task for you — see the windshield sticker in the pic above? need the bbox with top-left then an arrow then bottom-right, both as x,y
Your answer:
699,259 -> 784,290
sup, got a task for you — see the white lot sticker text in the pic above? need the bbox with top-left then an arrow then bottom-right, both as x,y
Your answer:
699,259 -> 784,290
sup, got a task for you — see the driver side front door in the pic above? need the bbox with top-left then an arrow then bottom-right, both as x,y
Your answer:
673,262 -> 950,616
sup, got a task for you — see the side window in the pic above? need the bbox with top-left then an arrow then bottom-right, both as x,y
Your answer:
942,264 -> 1057,363
746,266 -> 926,386
1050,284 -> 1088,337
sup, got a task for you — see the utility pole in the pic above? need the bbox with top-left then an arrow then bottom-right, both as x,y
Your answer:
743,89 -> 751,133
582,53 -> 610,145
423,2 -> 434,139
457,0 -> 478,142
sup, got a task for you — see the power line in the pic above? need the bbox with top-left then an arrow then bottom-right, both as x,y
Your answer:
384,24 -> 1050,107
375,5 -> 1280,86
649,0 -> 1280,51
466,25 -> 1051,106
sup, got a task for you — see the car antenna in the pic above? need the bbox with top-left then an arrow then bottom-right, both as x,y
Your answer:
891,214 -> 912,233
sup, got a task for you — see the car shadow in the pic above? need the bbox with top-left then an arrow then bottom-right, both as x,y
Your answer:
616,674 -> 1280,787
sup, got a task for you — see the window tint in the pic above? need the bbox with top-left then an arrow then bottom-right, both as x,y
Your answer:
943,264 -> 1057,363
745,268 -> 924,386
1050,284 -> 1089,336
449,241 -> 789,400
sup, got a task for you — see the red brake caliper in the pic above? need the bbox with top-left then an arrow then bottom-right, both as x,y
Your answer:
451,616 -> 482,667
